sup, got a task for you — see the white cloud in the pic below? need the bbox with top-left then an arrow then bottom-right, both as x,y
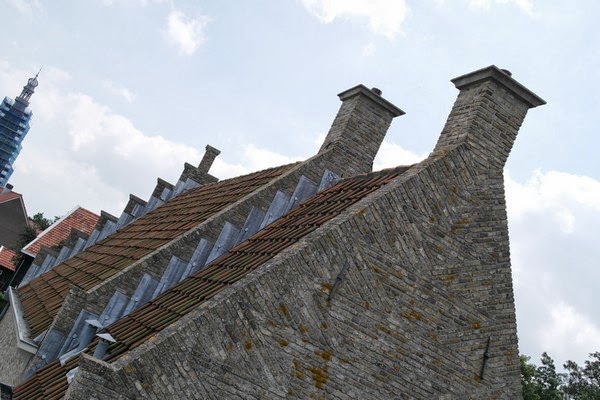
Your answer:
361,42 -> 376,57
506,169 -> 600,365
102,80 -> 136,103
301,0 -> 409,39
101,0 -> 167,6
165,10 -> 211,56
13,146 -> 126,217
539,303 -> 600,365
373,141 -> 427,170
5,0 -> 42,16
506,169 -> 600,234
468,0 -> 534,15
211,144 -> 304,179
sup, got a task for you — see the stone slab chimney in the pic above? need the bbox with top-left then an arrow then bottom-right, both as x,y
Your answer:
433,65 -> 545,169
318,84 -> 404,176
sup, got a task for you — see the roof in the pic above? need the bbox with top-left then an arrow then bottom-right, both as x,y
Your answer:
12,358 -> 77,400
21,207 -> 100,258
0,191 -> 22,204
0,246 -> 16,271
17,164 -> 294,338
103,165 -> 410,361
12,166 -> 411,400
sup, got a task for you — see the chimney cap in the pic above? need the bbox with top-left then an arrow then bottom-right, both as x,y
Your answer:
338,84 -> 405,117
451,65 -> 546,108
205,144 -> 221,156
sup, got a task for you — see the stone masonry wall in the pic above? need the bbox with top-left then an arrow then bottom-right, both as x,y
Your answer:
65,144 -> 523,399
20,90 -> 403,382
0,302 -> 34,386
5,82 -> 403,383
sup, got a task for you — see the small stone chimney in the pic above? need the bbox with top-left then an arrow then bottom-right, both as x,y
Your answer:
433,65 -> 545,169
198,145 -> 221,174
1,184 -> 13,194
178,145 -> 221,185
318,85 -> 404,176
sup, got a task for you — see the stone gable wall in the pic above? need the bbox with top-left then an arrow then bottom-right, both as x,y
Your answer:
65,145 -> 523,399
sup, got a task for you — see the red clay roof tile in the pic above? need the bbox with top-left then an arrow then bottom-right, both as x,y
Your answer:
0,246 -> 16,271
17,165 -> 293,338
21,207 -> 100,257
13,166 -> 411,400
0,190 -> 22,204
100,166 -> 409,362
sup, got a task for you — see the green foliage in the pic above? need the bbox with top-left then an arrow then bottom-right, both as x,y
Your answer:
30,212 -> 59,231
521,352 -> 600,400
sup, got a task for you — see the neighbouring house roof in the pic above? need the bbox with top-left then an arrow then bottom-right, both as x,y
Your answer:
0,191 -> 22,204
18,164 -> 295,338
0,246 -> 16,271
21,207 -> 100,258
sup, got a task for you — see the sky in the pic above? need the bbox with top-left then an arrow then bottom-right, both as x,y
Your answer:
0,0 -> 598,369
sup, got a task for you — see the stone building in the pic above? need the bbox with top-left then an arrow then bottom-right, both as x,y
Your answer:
0,65 -> 544,399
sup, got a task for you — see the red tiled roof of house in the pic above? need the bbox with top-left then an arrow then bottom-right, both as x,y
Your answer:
12,165 -> 411,400
0,190 -> 22,204
0,246 -> 16,271
21,207 -> 100,257
17,164 -> 294,338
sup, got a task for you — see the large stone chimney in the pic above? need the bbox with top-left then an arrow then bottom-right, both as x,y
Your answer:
318,85 -> 404,176
433,65 -> 545,169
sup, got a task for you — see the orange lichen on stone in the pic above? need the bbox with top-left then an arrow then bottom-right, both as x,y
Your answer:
309,365 -> 329,389
279,303 -> 289,316
402,310 -> 423,321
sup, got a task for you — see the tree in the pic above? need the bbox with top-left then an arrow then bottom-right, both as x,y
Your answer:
521,352 -> 600,400
521,355 -> 542,400
30,212 -> 59,231
562,352 -> 600,399
9,212 -> 60,269
536,352 -> 563,399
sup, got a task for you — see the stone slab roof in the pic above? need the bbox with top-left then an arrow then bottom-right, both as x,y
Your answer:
17,165 -> 294,338
21,207 -> 100,258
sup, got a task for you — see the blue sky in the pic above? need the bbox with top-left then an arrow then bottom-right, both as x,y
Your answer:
1,0 -> 599,369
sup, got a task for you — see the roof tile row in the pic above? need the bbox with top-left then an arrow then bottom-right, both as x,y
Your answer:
14,165 -> 410,400
103,165 -> 410,361
17,165 -> 293,338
